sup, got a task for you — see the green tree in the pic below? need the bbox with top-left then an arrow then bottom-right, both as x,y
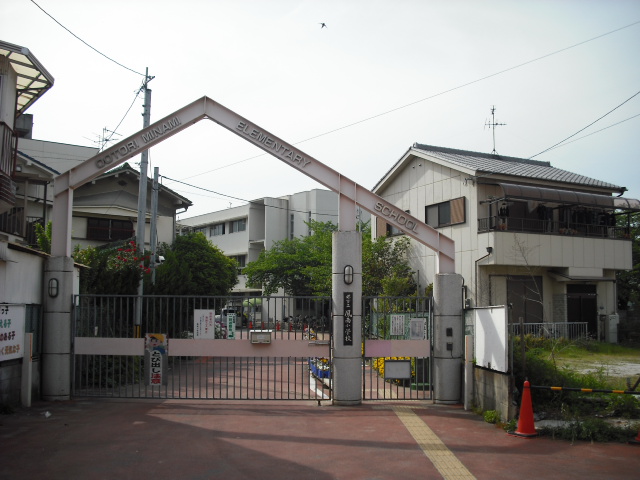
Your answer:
73,240 -> 148,294
617,211 -> 640,309
150,232 -> 237,296
363,233 -> 416,297
244,220 -> 416,296
243,220 -> 336,296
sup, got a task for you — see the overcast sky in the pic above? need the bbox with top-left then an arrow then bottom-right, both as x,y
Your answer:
3,0 -> 639,219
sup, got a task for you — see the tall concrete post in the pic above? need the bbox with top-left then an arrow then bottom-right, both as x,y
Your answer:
332,230 -> 362,405
433,273 -> 464,404
42,256 -> 76,400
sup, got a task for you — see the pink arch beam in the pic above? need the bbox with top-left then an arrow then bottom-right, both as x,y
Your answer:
51,97 -> 455,272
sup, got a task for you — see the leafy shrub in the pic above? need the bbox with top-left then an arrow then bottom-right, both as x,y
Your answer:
539,418 -> 638,443
483,410 -> 501,424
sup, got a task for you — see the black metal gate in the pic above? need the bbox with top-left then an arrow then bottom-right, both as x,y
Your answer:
72,295 -> 332,400
362,296 -> 433,401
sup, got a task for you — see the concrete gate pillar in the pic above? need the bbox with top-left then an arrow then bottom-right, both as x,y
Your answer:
42,256 -> 75,400
433,273 -> 464,404
331,230 -> 362,405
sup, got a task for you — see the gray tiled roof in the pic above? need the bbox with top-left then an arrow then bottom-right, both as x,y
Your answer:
412,144 -> 621,190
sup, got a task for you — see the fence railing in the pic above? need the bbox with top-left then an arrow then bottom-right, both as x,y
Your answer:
509,322 -> 588,340
0,208 -> 43,245
478,216 -> 630,240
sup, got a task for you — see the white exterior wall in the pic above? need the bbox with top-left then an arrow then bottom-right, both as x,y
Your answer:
263,198 -> 288,248
376,157 -> 479,295
0,58 -> 17,126
1,247 -> 44,303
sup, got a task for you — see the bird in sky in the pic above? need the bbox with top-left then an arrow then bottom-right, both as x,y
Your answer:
320,23 -> 327,28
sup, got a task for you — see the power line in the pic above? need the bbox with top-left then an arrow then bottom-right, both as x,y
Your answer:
102,88 -> 144,150
176,19 -> 640,182
542,113 -> 640,153
529,90 -> 640,159
161,175 -> 338,217
30,0 -> 146,76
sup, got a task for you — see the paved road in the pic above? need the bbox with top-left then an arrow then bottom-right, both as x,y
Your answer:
1,398 -> 638,480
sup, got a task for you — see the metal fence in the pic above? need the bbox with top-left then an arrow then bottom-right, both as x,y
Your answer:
72,295 -> 332,400
509,322 -> 588,340
362,296 -> 433,401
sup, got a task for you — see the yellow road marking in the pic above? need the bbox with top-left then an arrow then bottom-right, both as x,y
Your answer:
392,406 -> 476,480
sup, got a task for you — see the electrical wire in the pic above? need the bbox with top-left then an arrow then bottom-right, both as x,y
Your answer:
161,175 -> 338,217
102,88 -> 144,151
529,90 -> 640,159
176,19 -> 640,182
30,0 -> 146,76
542,113 -> 640,153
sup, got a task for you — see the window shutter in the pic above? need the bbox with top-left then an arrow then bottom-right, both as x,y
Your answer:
451,197 -> 465,224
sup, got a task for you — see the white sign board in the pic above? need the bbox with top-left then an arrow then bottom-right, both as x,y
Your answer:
0,304 -> 25,361
390,314 -> 405,336
410,318 -> 427,340
194,310 -> 216,339
474,306 -> 508,373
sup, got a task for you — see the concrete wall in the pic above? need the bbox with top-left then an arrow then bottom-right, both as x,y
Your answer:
473,367 -> 516,421
0,243 -> 43,406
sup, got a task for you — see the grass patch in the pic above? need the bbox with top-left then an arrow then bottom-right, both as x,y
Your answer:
511,338 -> 640,442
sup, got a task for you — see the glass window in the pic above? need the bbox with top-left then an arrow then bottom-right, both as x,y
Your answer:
230,218 -> 246,233
425,197 -> 465,228
211,223 -> 225,236
87,218 -> 134,241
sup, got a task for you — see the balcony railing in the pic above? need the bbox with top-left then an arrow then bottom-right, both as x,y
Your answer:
509,322 -> 588,340
478,216 -> 630,240
0,208 -> 43,246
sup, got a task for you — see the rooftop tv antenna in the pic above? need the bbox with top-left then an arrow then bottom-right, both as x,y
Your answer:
485,106 -> 506,154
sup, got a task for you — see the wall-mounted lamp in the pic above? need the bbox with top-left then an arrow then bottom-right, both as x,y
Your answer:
343,265 -> 354,285
486,247 -> 493,254
48,278 -> 59,298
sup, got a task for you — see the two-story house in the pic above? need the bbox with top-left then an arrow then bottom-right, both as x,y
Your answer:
372,143 -> 639,341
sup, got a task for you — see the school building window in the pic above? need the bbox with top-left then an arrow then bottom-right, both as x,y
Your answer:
230,218 -> 246,233
210,223 -> 225,236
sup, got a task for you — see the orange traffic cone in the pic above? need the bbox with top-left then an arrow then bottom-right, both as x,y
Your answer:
509,380 -> 538,438
630,425 -> 640,445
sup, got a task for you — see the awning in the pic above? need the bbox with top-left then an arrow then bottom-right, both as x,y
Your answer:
0,40 -> 54,116
548,271 -> 616,283
492,183 -> 640,211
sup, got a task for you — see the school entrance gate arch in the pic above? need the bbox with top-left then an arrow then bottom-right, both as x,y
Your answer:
44,97 -> 460,405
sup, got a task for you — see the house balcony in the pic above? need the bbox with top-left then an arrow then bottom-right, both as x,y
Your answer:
0,208 -> 43,247
0,121 -> 18,214
478,215 -> 631,240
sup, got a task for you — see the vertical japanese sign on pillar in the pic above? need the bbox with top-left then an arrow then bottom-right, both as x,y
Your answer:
343,292 -> 353,346
145,333 -> 168,386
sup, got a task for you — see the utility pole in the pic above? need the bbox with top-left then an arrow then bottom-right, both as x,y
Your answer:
150,167 -> 159,284
135,68 -> 153,338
